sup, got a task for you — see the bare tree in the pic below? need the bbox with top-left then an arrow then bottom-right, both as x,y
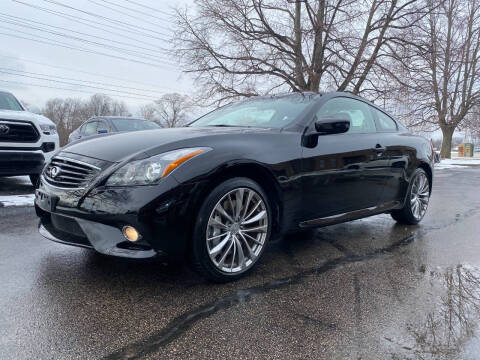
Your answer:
152,93 -> 192,127
462,106 -> 480,141
137,103 -> 157,121
43,97 -> 84,146
42,93 -> 131,145
82,93 -> 130,118
173,0 -> 426,105
386,0 -> 480,158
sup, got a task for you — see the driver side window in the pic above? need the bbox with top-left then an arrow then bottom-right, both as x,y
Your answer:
316,97 -> 376,133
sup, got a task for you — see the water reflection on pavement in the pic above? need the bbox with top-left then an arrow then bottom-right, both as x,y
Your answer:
1,168 -> 480,359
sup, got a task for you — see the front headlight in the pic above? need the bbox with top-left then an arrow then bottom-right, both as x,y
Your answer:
39,124 -> 57,135
105,147 -> 210,186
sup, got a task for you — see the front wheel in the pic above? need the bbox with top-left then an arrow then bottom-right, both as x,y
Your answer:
191,177 -> 272,282
391,168 -> 430,225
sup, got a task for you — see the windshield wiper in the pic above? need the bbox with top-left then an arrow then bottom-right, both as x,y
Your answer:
206,124 -> 236,127
206,124 -> 257,128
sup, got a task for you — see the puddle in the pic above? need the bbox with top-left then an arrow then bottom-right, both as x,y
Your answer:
390,265 -> 480,360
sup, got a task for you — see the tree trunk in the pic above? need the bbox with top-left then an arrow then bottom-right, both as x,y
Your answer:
440,126 -> 455,159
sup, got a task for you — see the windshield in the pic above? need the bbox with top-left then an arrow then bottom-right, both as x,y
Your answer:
110,118 -> 161,131
0,91 -> 24,111
189,94 -> 318,128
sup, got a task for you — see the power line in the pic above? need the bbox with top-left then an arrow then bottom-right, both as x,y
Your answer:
0,67 -> 165,96
89,0 -> 174,33
0,20 -> 175,66
13,0 -> 169,43
0,25 -> 173,68
0,79 -> 158,101
108,0 -> 174,19
0,54 -> 181,92
0,12 -> 166,55
41,0 -> 172,39
0,30 -> 171,68
0,69 -> 161,99
122,0 -> 174,17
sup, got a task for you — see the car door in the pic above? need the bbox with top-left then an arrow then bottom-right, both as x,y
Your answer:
371,107 -> 411,205
301,96 -> 388,221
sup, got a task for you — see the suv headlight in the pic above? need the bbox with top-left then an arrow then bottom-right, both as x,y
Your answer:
105,147 -> 210,186
39,124 -> 57,135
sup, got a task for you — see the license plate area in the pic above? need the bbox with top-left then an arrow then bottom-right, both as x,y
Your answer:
36,190 -> 59,212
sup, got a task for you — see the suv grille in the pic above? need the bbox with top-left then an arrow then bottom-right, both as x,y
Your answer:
43,156 -> 101,189
0,120 -> 40,143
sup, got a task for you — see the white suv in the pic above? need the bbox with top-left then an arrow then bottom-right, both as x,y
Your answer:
0,90 -> 59,186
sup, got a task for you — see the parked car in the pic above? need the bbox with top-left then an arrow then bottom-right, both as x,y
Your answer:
35,92 -> 434,282
0,90 -> 59,186
68,116 -> 161,143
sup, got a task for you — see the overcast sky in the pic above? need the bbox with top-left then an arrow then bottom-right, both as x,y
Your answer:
0,0 -> 194,114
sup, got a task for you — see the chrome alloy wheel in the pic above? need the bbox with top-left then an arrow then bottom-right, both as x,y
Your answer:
410,172 -> 430,220
206,187 -> 269,273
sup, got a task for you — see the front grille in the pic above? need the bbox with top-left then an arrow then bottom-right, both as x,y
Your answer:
43,155 -> 100,189
0,120 -> 40,143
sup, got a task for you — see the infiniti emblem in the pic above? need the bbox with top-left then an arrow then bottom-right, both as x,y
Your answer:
48,166 -> 60,178
0,124 -> 9,135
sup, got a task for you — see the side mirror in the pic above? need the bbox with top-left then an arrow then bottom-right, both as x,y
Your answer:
314,116 -> 350,135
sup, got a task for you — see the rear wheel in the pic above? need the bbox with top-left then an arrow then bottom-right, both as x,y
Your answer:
391,168 -> 430,225
191,177 -> 272,282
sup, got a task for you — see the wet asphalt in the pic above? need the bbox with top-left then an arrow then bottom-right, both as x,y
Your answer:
1,168 -> 480,360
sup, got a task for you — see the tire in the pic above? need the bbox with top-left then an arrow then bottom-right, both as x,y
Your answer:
191,177 -> 272,282
29,174 -> 40,188
391,168 -> 430,225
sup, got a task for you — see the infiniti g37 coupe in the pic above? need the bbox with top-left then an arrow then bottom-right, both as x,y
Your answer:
35,92 -> 433,282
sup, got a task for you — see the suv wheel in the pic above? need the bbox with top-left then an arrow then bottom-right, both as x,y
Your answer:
191,177 -> 272,282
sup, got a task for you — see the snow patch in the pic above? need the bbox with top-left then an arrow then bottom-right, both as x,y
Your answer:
0,194 -> 35,207
435,163 -> 466,170
435,158 -> 480,170
442,158 -> 480,165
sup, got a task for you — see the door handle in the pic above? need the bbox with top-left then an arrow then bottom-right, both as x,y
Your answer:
374,144 -> 386,153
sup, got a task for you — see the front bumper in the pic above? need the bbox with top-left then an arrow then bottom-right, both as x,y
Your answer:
35,173 -> 205,259
0,134 -> 58,176
0,151 -> 45,176
37,213 -> 157,258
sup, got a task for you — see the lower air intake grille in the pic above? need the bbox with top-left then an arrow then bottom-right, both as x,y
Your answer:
43,155 -> 100,189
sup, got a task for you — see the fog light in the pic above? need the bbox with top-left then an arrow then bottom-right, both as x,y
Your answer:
123,226 -> 141,242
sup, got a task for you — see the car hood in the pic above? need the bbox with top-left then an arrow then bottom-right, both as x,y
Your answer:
61,127 -> 276,162
0,109 -> 54,125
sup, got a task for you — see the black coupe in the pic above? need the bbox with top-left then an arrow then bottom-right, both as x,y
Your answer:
35,92 -> 434,282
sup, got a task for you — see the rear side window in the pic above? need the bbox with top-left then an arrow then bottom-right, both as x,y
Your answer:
316,97 -> 376,133
82,121 -> 98,135
374,109 -> 398,132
